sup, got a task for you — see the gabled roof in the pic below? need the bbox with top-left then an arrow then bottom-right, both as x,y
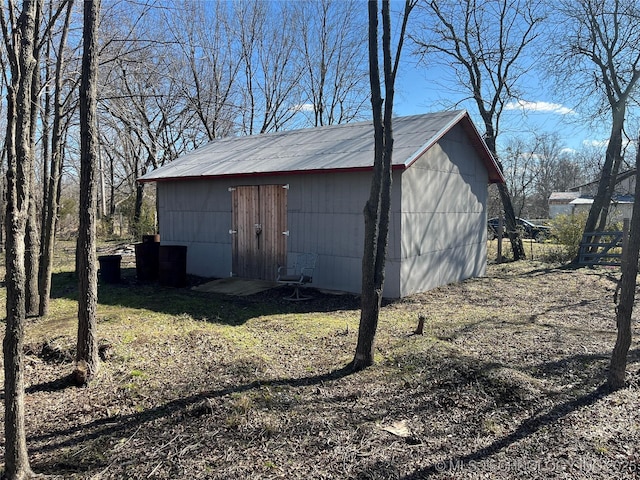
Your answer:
549,191 -> 581,203
138,110 -> 504,184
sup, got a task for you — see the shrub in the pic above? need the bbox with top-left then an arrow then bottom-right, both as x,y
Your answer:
546,211 -> 588,261
119,194 -> 157,239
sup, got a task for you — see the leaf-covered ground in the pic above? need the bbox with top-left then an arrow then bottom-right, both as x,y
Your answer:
1,252 -> 639,479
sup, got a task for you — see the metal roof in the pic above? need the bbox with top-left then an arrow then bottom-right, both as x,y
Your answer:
138,110 -> 504,184
570,195 -> 634,205
549,191 -> 581,202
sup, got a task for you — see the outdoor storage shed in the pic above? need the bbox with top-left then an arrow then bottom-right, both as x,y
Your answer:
138,110 -> 504,298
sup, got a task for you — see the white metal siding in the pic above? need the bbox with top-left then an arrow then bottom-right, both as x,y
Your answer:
399,124 -> 488,297
157,170 -> 403,296
158,181 -> 234,278
286,171 -> 401,296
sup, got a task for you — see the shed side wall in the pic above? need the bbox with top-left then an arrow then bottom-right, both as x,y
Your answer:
399,123 -> 488,296
156,172 -> 403,296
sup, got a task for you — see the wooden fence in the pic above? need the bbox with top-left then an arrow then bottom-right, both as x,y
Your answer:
578,219 -> 630,267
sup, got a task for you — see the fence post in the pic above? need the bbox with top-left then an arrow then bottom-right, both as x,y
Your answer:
497,216 -> 503,263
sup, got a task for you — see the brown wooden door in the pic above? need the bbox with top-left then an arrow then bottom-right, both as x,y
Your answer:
231,185 -> 287,280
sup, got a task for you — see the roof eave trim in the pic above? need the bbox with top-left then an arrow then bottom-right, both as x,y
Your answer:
137,164 -> 407,183
402,110 -> 504,184
402,110 -> 468,169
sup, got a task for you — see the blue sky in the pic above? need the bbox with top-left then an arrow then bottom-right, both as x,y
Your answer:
392,59 -> 610,155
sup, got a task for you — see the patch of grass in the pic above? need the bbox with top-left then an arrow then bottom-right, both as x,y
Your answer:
1,243 -> 637,479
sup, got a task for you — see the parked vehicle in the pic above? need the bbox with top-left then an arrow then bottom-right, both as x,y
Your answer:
487,217 -> 551,242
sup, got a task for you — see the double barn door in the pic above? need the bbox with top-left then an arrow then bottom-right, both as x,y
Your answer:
231,185 -> 287,280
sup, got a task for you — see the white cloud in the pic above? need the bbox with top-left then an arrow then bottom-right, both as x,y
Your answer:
505,100 -> 575,115
582,139 -> 608,148
291,103 -> 315,113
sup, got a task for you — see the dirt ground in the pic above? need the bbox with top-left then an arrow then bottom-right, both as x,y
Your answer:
2,259 -> 640,479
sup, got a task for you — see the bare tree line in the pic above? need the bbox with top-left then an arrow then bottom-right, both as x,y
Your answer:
1,0 -> 639,248
91,0 -> 369,235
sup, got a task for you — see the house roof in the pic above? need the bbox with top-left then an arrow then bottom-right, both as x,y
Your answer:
570,194 -> 634,205
138,110 -> 504,184
549,191 -> 581,203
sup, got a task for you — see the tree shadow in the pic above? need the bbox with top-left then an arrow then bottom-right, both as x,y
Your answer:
533,348 -> 640,378
27,364 -> 355,459
48,269 -> 362,327
25,374 -> 77,394
401,384 -> 611,479
0,375 -> 76,401
399,345 -> 640,479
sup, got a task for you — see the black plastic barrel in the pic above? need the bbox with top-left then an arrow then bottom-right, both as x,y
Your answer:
98,255 -> 122,284
135,242 -> 160,281
158,245 -> 187,287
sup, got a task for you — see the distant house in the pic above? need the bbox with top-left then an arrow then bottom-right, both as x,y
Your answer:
570,169 -> 636,197
549,169 -> 636,222
549,191 -> 581,217
138,110 -> 504,298
564,196 -> 634,223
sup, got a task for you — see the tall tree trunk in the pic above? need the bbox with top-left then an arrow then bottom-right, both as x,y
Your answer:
352,0 -> 413,371
483,131 -> 525,261
109,154 -> 116,215
132,179 -> 144,238
496,172 -> 525,261
25,170 -> 40,317
75,0 -> 101,384
25,37 -> 41,317
582,105 -> 629,254
592,112 -> 625,234
2,0 -> 39,476
353,0 -> 385,371
608,135 -> 640,390
38,0 -> 73,317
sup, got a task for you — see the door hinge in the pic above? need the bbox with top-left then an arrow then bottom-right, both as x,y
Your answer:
228,187 -> 236,192
229,229 -> 237,234
282,230 -> 290,236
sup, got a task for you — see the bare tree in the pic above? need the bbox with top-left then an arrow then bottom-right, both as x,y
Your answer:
38,0 -> 76,316
1,0 -> 39,475
24,0 -> 42,316
294,0 -> 369,126
502,138 -> 540,217
412,0 -> 546,260
502,133 -> 585,218
352,0 -> 416,371
100,56 -> 187,236
75,0 -> 100,384
532,135 -> 585,216
608,137 -> 640,389
102,72 -> 195,231
553,0 -> 640,242
161,0 -> 239,142
235,0 -> 303,134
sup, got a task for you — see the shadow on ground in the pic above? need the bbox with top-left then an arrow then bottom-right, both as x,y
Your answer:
49,268 -> 363,326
